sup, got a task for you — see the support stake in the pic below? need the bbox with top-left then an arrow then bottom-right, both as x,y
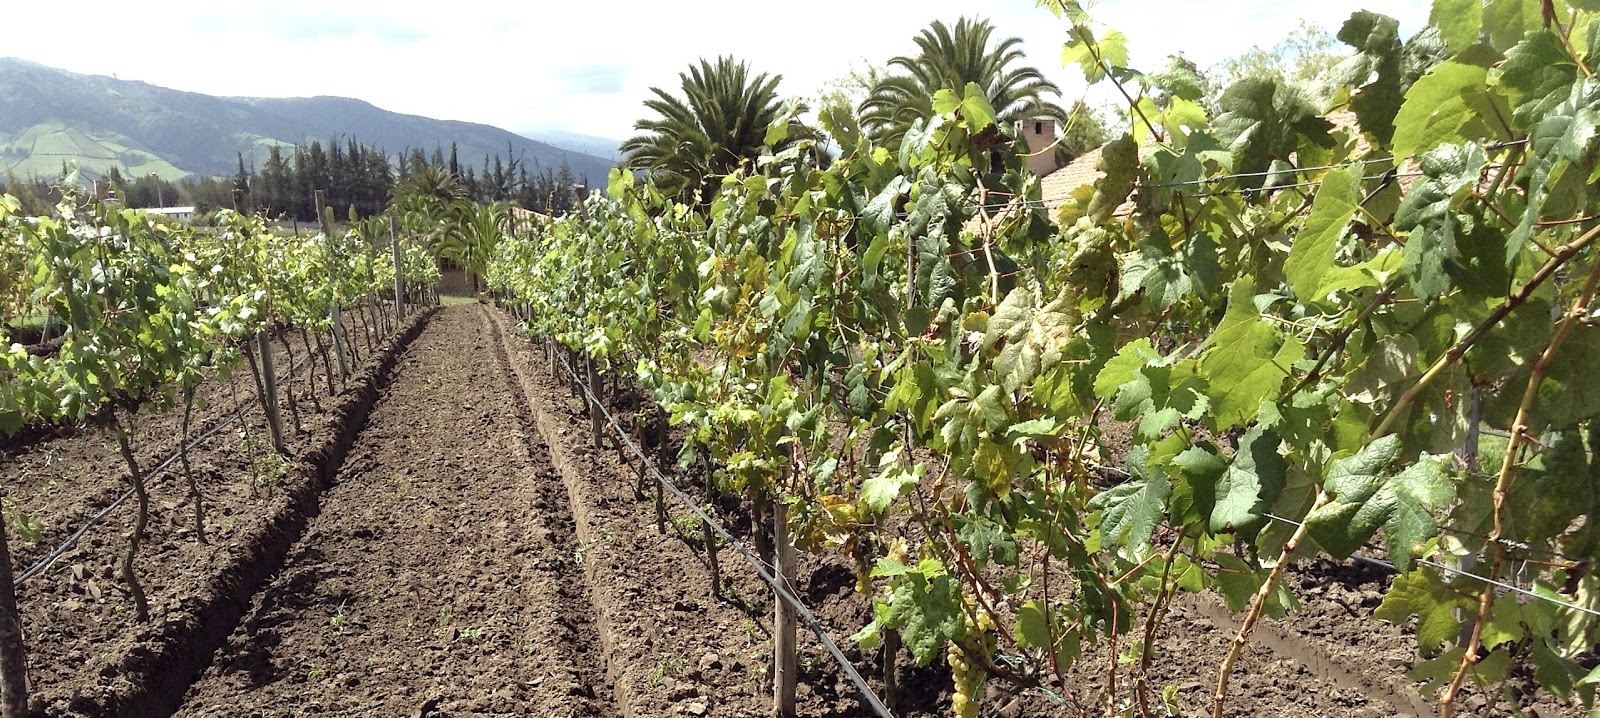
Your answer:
390,217 -> 405,320
774,498 -> 798,718
586,355 -> 603,448
256,332 -> 285,453
0,504 -> 30,718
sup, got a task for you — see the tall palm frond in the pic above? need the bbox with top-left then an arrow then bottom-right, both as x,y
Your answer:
622,56 -> 809,205
860,17 -> 1067,150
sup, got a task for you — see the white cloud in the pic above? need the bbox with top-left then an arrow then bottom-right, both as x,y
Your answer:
6,0 -> 1430,142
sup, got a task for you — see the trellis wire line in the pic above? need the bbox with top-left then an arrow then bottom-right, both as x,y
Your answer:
1148,157 -> 1398,188
1260,512 -> 1600,620
1436,524 -> 1587,564
549,346 -> 896,718
13,343 -> 319,588
999,138 -> 1530,195
14,397 -> 255,587
1185,170 -> 1428,198
1145,145 -> 1514,190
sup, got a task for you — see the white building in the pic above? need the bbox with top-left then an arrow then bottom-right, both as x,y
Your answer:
145,206 -> 197,222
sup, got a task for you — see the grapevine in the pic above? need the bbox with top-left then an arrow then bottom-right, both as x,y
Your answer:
489,1 -> 1600,715
0,184 -> 441,624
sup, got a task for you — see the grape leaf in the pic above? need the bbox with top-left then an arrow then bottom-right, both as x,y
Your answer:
1306,436 -> 1454,570
1102,343 -> 1207,441
1200,277 -> 1306,429
1140,368 -> 1209,441
1498,30 -> 1579,131
1374,567 -> 1473,652
1215,77 -> 1335,188
1152,56 -> 1205,102
957,513 -> 1021,568
1483,0 -> 1543,53
1014,600 -> 1053,649
1285,167 -> 1359,302
1210,553 -> 1296,618
883,569 -> 965,666
1380,457 -> 1454,571
862,464 -> 920,513
959,82 -> 997,130
1091,447 -> 1172,551
1170,444 -> 1227,528
1531,636 -> 1589,702
1428,0 -> 1480,53
1183,231 -> 1223,302
1094,338 -> 1157,399
1209,425 -> 1288,537
1089,134 -> 1138,223
1426,0 -> 1538,55
1510,79 -> 1600,259
1530,324 -> 1600,429
1062,28 -> 1128,84
1393,142 -> 1488,299
1479,592 -> 1549,650
1215,78 -> 1282,187
1121,240 -> 1189,311
1503,430 -> 1596,544
1030,329 -> 1110,420
1305,436 -> 1404,557
1333,11 -> 1405,145
876,559 -> 960,665
861,177 -> 909,238
1391,60 -> 1503,158
984,288 -> 1076,392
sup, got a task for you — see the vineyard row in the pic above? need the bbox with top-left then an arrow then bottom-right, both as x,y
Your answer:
485,3 -> 1600,716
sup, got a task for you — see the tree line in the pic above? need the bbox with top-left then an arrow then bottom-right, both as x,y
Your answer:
0,140 -> 592,220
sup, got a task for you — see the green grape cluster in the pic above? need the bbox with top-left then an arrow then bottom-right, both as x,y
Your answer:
949,599 -> 995,718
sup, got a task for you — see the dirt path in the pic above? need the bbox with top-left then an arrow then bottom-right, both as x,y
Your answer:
176,306 -> 616,717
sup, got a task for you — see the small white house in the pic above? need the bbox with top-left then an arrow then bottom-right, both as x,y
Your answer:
145,206 -> 197,222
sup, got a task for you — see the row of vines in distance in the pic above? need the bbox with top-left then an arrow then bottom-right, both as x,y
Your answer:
0,184 -> 439,714
487,1 -> 1600,716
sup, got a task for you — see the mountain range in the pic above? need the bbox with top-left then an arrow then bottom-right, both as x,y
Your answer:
0,58 -> 619,185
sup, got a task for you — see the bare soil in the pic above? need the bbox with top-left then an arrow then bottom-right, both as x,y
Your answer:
1,302 -> 1588,717
176,304 -> 614,717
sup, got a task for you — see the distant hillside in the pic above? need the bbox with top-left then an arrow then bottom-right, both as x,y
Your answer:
519,128 -> 623,162
0,58 -> 614,184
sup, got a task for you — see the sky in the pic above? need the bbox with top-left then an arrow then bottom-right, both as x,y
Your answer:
5,0 -> 1432,144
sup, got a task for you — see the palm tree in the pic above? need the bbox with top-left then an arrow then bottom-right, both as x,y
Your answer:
622,56 -> 808,205
390,164 -> 471,246
387,164 -> 476,293
435,201 -> 506,294
860,17 -> 1068,150
389,164 -> 467,233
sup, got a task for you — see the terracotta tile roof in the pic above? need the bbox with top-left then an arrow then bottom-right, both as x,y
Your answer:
1037,146 -> 1136,221
508,206 -> 550,233
1038,147 -> 1103,210
964,147 -> 1124,237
